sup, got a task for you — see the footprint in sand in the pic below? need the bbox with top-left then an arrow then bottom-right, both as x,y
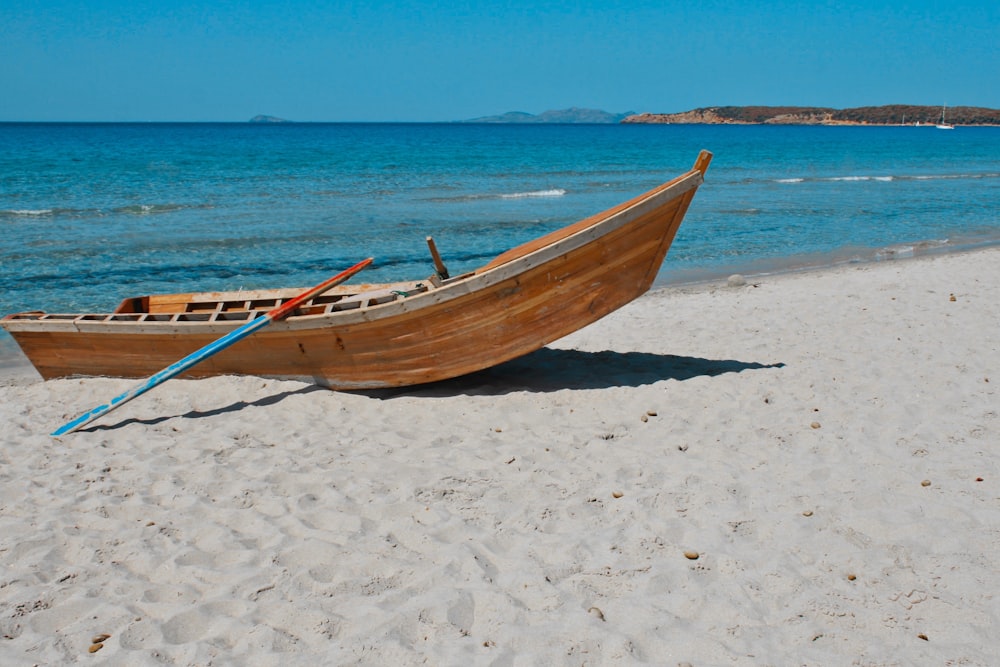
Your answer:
161,608 -> 212,644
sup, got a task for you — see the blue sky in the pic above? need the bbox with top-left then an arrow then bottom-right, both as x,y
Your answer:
2,0 -> 998,121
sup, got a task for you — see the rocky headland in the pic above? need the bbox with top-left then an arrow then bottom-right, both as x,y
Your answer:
623,105 -> 1000,126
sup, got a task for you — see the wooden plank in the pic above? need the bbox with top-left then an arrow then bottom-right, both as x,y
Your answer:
426,236 -> 450,279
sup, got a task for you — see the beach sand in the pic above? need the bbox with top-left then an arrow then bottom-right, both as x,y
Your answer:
1,247 -> 997,666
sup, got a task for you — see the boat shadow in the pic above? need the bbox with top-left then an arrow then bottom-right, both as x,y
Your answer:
85,385 -> 330,431
82,349 -> 782,431
360,348 -> 784,399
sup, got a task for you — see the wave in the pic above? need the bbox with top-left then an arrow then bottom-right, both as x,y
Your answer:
719,208 -> 763,215
775,172 -> 1000,184
827,175 -> 896,182
0,209 -> 55,217
427,188 -> 567,203
499,189 -> 567,199
113,203 -> 186,215
1,202 -> 206,220
873,238 -> 951,260
0,207 -> 85,220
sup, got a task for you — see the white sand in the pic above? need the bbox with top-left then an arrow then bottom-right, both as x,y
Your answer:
1,247 -> 997,666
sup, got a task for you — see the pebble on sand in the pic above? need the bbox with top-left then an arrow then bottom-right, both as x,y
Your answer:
727,274 -> 747,287
684,550 -> 700,560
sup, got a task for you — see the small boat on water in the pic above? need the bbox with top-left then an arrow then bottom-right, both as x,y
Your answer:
936,105 -> 954,130
3,151 -> 712,390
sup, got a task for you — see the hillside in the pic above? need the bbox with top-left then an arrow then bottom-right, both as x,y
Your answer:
459,108 -> 633,123
622,105 -> 1000,126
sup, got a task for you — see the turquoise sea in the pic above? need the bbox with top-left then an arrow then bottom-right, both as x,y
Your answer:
2,122 -> 998,328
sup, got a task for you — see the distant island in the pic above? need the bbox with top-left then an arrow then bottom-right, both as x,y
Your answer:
622,105 -> 1000,126
249,115 -> 292,123
248,106 -> 1000,126
459,107 -> 634,124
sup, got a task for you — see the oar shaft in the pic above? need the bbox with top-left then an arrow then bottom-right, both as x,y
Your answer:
52,258 -> 373,436
52,315 -> 272,436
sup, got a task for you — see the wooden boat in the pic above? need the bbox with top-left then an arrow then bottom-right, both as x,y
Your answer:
2,151 -> 712,390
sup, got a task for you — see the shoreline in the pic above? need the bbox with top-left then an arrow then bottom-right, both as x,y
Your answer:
623,120 -> 1000,128
3,240 -> 999,377
1,244 -> 997,664
621,105 -> 1000,126
655,234 -> 1000,289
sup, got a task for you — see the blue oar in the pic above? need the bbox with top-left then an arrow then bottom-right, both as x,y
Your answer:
52,258 -> 373,436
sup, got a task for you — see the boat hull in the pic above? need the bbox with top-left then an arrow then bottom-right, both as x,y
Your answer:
3,152 -> 710,389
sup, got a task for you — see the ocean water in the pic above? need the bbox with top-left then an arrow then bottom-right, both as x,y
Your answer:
2,122 -> 999,323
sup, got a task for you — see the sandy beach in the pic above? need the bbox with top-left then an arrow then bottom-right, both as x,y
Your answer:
1,246 -> 997,666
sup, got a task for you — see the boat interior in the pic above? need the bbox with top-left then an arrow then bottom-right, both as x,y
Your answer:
2,274 -> 462,325
2,232 -> 482,326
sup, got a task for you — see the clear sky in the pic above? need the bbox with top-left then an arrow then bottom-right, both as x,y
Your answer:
2,0 -> 998,122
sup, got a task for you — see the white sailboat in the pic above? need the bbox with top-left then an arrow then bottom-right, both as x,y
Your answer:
936,105 -> 954,130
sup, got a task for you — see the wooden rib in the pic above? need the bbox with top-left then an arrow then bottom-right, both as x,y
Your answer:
426,236 -> 450,279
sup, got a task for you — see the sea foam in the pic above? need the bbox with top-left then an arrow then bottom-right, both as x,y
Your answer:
3,209 -> 54,217
500,189 -> 567,199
